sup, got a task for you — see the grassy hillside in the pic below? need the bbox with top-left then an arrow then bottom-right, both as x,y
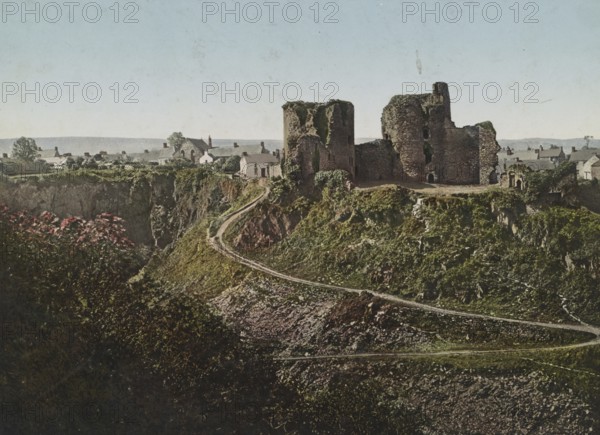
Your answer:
231,182 -> 600,324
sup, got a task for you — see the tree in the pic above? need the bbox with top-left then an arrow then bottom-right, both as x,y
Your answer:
12,137 -> 39,162
168,132 -> 186,153
222,155 -> 241,173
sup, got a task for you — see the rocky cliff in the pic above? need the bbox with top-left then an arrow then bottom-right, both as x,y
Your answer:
0,170 -> 241,249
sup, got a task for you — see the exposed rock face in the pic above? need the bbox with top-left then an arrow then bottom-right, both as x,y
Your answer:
283,100 -> 355,181
212,281 -> 597,435
232,203 -> 302,250
0,174 -> 239,249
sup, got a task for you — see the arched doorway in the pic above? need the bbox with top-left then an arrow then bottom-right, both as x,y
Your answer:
516,180 -> 522,190
427,174 -> 435,184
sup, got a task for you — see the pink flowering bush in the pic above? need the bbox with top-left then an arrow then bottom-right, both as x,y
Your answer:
0,204 -> 141,319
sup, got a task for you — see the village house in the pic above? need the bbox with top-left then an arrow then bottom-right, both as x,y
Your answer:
204,142 -> 270,163
580,155 -> 600,180
239,152 -> 281,179
538,146 -> 566,165
0,153 -> 50,176
569,147 -> 600,180
175,138 -> 211,164
130,143 -> 174,165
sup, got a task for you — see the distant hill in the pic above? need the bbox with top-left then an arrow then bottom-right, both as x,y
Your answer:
0,137 -> 285,156
498,138 -> 600,153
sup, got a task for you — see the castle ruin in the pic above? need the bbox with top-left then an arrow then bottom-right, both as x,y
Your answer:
283,82 -> 500,185
282,100 -> 355,180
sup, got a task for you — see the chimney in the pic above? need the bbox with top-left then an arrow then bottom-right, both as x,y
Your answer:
233,142 -> 239,148
144,149 -> 149,153
276,149 -> 281,159
163,142 -> 168,148
572,147 -> 577,153
122,151 -> 126,155
84,152 -> 90,158
260,141 -> 265,149
242,152 -> 248,156
507,148 -> 513,156
208,136 -> 212,148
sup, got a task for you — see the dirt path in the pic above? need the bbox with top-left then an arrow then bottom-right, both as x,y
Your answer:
208,188 -> 600,361
355,180 -> 493,196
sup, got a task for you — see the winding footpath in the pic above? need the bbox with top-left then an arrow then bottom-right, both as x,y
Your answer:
208,188 -> 600,362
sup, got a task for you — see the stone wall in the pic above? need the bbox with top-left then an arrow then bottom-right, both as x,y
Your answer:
381,82 -> 457,183
442,126 -> 481,184
355,140 -> 397,181
285,83 -> 500,186
283,100 -> 355,181
477,122 -> 501,185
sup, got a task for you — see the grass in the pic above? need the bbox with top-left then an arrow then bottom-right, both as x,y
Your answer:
230,185 -> 600,326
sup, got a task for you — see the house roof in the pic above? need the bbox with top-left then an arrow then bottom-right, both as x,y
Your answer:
43,157 -> 69,165
512,160 -> 555,171
570,148 -> 600,162
242,154 -> 279,164
509,150 -> 539,161
183,138 -> 210,153
130,147 -> 173,162
38,149 -> 59,159
103,153 -> 131,162
210,144 -> 266,158
538,147 -> 563,159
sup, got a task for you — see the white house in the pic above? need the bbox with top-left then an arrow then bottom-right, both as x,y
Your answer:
569,148 -> 600,179
581,155 -> 600,180
240,153 -> 281,179
199,152 -> 214,165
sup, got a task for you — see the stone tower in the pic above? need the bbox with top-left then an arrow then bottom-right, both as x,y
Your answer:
283,100 -> 355,181
381,82 -> 454,182
377,82 -> 499,184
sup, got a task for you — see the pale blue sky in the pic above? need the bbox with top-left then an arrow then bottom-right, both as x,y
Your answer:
0,0 -> 598,140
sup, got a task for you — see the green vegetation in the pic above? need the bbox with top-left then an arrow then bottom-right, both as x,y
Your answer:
167,131 -> 185,151
11,136 -> 39,161
476,120 -> 497,135
2,169 -> 599,433
523,161 -> 577,203
237,185 -> 600,324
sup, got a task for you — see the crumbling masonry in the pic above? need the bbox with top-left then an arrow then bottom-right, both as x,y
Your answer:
282,100 -> 355,180
283,82 -> 500,185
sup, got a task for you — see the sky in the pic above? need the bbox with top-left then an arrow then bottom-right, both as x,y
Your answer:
0,0 -> 598,141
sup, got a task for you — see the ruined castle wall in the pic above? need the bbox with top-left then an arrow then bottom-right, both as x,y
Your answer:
355,140 -> 397,181
283,100 -> 355,181
381,83 -> 453,182
317,103 -> 355,177
442,127 -> 480,184
293,135 -> 321,180
381,97 -> 426,181
478,124 -> 501,185
284,83 -> 499,187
